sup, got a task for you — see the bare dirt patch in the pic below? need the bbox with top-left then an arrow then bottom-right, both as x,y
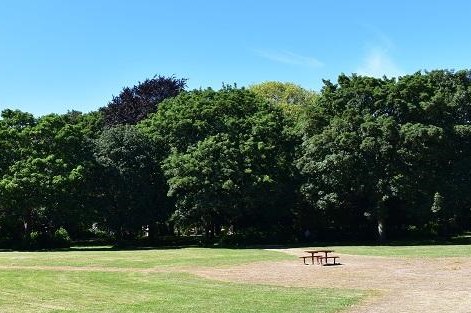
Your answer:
189,248 -> 471,313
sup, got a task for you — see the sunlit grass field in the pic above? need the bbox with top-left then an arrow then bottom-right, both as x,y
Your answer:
333,244 -> 471,258
0,247 -> 365,313
1,244 -> 469,312
0,247 -> 291,268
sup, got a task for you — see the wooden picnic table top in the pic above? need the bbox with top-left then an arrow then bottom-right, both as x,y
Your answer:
304,249 -> 335,254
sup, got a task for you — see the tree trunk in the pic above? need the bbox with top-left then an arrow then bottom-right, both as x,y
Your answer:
376,198 -> 387,243
204,224 -> 210,241
22,208 -> 34,238
377,217 -> 386,243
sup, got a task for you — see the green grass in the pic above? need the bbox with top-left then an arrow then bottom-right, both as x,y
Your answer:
333,244 -> 471,257
0,247 -> 292,269
0,248 -> 366,312
0,270 -> 363,313
2,243 -> 468,312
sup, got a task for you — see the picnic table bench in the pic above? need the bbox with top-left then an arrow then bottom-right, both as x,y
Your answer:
299,255 -> 322,265
317,255 -> 340,265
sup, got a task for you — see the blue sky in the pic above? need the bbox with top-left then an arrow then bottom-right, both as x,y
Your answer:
1,0 -> 470,116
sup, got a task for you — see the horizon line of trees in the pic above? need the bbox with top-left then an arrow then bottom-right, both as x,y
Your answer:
1,69 -> 471,248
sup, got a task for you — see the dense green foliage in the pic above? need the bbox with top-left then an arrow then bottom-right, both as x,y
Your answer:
298,71 -> 471,241
140,87 -> 294,239
1,70 -> 471,247
93,125 -> 167,240
0,110 -> 99,246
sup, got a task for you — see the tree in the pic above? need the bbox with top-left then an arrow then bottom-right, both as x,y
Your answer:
141,86 -> 292,239
0,111 -> 95,243
249,81 -> 317,113
93,124 -> 166,241
298,70 -> 471,241
100,75 -> 186,126
163,134 -> 240,238
249,82 -> 319,237
297,75 -> 398,241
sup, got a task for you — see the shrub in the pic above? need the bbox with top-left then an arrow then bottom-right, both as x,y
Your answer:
28,231 -> 41,248
53,227 -> 71,248
24,227 -> 71,250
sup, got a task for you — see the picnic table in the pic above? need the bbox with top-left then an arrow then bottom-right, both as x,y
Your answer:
300,249 -> 340,265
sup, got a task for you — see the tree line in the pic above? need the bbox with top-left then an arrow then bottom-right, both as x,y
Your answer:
1,70 -> 471,248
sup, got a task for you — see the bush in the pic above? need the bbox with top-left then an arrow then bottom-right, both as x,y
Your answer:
28,231 -> 42,249
53,227 -> 71,248
25,227 -> 71,250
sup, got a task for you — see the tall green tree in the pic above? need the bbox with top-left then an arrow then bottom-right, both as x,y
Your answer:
0,111 -> 96,242
93,124 -> 166,241
298,71 -> 471,241
249,82 -> 318,237
141,86 -> 292,239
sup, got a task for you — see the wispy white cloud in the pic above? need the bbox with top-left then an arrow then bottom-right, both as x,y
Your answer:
356,47 -> 403,78
254,49 -> 324,68
355,27 -> 403,78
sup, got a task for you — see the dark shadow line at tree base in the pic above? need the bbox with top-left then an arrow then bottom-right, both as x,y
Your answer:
1,232 -> 470,253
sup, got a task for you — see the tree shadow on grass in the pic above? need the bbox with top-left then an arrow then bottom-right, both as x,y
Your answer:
218,233 -> 471,250
2,232 -> 471,253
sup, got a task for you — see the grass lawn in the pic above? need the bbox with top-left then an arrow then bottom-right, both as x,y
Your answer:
0,247 -> 365,313
333,244 -> 471,257
0,247 -> 293,269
